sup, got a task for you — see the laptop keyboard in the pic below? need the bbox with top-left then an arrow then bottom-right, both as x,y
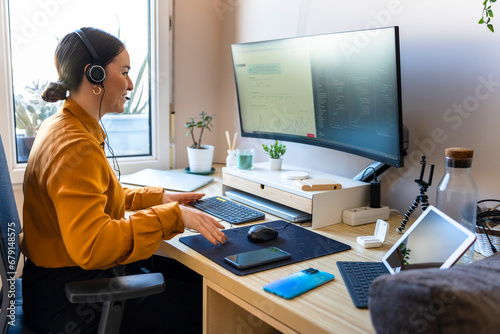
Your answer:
190,196 -> 265,225
337,261 -> 389,309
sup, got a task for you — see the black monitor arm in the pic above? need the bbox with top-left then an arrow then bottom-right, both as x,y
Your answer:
353,125 -> 409,182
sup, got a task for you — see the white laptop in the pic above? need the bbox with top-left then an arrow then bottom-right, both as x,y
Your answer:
337,205 -> 477,308
120,168 -> 214,192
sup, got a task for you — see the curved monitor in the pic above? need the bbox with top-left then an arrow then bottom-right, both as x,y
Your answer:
231,26 -> 404,168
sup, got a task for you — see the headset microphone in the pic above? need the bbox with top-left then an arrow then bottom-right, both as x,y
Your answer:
125,97 -> 130,100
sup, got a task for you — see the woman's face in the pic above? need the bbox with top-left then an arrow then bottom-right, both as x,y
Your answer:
102,48 -> 133,115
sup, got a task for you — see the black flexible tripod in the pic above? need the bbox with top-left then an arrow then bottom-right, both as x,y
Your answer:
397,156 -> 435,233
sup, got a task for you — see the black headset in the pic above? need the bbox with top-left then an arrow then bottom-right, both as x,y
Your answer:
74,29 -> 106,85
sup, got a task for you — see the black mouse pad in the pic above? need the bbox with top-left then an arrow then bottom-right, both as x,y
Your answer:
178,220 -> 351,276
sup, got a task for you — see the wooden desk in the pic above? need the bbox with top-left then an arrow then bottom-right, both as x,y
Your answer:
157,166 -> 410,333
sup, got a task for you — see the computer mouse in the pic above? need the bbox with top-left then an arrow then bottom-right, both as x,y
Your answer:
247,225 -> 279,243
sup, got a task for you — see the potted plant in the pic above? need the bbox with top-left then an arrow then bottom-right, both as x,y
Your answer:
14,81 -> 60,161
185,111 -> 216,173
262,140 -> 287,171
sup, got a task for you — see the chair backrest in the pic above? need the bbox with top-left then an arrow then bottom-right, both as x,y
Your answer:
0,134 -> 22,334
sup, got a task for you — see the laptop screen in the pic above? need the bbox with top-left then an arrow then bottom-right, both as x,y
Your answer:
382,206 -> 476,274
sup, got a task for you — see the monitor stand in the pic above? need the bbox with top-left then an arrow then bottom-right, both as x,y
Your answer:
222,162 -> 369,229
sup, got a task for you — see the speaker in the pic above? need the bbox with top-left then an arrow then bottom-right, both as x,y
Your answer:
74,29 -> 106,85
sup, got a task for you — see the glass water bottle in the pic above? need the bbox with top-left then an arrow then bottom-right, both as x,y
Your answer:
436,147 -> 477,265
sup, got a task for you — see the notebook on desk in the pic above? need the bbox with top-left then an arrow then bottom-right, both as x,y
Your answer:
120,168 -> 214,192
337,205 -> 477,309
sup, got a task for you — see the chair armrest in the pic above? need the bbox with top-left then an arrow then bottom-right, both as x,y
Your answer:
65,272 -> 165,304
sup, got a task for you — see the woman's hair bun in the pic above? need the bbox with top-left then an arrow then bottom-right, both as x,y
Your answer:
41,81 -> 68,102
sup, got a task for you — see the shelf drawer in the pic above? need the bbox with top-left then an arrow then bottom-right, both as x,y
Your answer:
223,173 -> 312,213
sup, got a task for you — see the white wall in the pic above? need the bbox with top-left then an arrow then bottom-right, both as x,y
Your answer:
174,0 -> 500,214
173,0 -> 222,167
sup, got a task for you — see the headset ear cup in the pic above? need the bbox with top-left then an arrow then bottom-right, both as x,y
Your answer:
86,64 -> 106,85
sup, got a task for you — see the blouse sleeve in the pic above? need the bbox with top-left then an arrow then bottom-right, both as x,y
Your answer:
45,140 -> 184,270
123,186 -> 164,210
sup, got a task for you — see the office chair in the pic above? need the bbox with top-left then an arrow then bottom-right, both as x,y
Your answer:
0,134 -> 165,334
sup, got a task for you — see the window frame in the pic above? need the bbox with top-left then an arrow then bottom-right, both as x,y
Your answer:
0,0 -> 172,184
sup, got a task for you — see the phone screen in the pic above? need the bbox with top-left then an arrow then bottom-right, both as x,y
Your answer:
224,247 -> 291,269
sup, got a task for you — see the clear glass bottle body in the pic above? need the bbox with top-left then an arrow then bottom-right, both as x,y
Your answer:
436,159 -> 477,264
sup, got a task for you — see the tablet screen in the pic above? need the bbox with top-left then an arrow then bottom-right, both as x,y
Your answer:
382,206 -> 477,274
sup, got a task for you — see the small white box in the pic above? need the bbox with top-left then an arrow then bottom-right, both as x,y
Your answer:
343,205 -> 390,226
356,219 -> 389,248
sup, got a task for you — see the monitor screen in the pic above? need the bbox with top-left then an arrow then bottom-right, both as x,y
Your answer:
231,26 -> 404,168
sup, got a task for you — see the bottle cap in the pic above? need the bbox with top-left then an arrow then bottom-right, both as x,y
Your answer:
445,147 -> 473,168
445,147 -> 474,160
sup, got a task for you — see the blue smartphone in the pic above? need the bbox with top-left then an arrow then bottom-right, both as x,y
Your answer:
263,268 -> 335,299
224,247 -> 291,270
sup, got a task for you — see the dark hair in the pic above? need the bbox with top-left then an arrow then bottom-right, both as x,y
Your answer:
42,27 -> 125,102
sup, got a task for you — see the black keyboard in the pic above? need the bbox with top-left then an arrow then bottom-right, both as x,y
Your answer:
190,196 -> 265,225
336,261 -> 389,309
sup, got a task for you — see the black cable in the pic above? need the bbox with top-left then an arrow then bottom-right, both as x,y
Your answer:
477,218 -> 498,254
477,199 -> 500,223
361,167 -> 377,182
478,199 -> 500,204
97,85 -> 121,180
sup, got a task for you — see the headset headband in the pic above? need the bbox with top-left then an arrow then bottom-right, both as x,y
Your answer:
74,29 -> 102,65
74,29 -> 105,85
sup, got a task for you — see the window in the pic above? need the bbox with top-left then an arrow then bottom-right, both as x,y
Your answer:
0,0 -> 171,183
9,0 -> 152,162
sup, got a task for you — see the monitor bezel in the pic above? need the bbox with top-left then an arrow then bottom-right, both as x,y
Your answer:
381,206 -> 477,274
231,26 -> 405,168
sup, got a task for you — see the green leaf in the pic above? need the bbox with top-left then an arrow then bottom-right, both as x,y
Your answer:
15,103 -> 32,127
15,115 -> 28,130
488,23 -> 495,32
262,140 -> 287,158
479,17 -> 485,24
184,111 -> 216,148
489,9 -> 494,17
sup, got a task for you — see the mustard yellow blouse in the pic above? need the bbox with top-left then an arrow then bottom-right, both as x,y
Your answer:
21,98 -> 183,270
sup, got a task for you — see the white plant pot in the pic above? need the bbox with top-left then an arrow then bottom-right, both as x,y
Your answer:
269,157 -> 283,171
187,145 -> 214,173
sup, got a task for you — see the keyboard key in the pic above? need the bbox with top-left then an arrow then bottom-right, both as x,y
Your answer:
190,196 -> 265,224
337,261 -> 389,309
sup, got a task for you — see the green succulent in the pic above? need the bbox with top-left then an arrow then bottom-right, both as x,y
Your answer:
262,140 -> 287,159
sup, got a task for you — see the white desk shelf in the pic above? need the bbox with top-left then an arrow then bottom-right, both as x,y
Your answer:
222,162 -> 369,229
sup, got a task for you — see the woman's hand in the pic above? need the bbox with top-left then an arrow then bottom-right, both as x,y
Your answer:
163,192 -> 205,205
179,205 -> 227,245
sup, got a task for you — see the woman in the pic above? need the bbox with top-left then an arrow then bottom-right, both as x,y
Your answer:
21,27 -> 227,333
